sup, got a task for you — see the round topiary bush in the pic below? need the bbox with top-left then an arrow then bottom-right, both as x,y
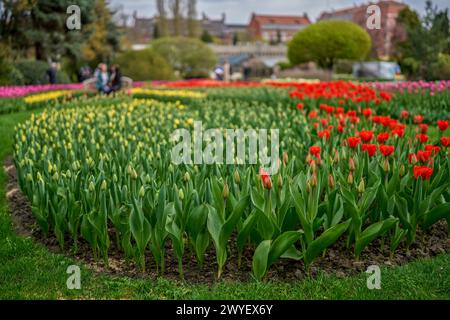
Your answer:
288,20 -> 371,70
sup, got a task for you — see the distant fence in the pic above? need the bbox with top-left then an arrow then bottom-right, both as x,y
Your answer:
209,44 -> 287,59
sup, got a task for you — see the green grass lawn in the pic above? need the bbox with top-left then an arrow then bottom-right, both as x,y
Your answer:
0,110 -> 449,300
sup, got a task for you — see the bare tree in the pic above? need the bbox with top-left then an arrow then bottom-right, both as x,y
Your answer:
156,0 -> 168,37
169,0 -> 182,36
187,0 -> 199,37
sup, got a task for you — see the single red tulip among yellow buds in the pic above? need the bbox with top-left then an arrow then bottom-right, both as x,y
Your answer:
259,168 -> 272,190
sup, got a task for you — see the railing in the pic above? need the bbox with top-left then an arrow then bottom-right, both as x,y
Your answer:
208,44 -> 287,58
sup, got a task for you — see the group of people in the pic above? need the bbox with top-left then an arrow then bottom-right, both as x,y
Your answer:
95,63 -> 122,94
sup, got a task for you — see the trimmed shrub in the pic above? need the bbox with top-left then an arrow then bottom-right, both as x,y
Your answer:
114,49 -> 174,81
288,20 -> 371,70
15,60 -> 49,85
151,37 -> 217,78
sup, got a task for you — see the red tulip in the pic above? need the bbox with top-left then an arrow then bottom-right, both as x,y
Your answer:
413,166 -> 433,180
259,168 -> 272,189
437,120 -> 449,131
308,111 -> 318,119
408,153 -> 418,164
362,144 -> 377,157
296,103 -> 304,110
419,124 -> 428,133
347,110 -> 357,117
359,130 -> 374,142
401,110 -> 409,119
414,115 -> 423,124
346,137 -> 361,149
309,146 -> 321,157
318,130 -> 330,140
350,116 -> 359,124
392,127 -> 405,138
416,133 -> 429,144
320,118 -> 329,126
441,137 -> 450,147
337,125 -> 344,133
377,132 -> 389,143
379,144 -> 394,157
416,150 -> 431,163
424,144 -> 440,155
362,108 -> 372,118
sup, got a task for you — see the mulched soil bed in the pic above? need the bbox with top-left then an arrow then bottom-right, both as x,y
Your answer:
4,156 -> 450,284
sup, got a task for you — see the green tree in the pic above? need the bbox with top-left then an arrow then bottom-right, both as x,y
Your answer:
287,20 -> 371,70
0,0 -> 34,56
201,29 -> 213,43
82,0 -> 121,64
397,6 -> 420,29
23,0 -> 94,61
153,24 -> 160,39
397,1 -> 450,79
151,37 -> 217,78
114,49 -> 174,81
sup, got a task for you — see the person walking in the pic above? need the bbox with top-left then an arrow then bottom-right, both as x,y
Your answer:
214,64 -> 224,81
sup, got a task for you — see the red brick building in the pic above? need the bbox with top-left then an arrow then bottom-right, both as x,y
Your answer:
318,0 -> 408,59
247,13 -> 311,44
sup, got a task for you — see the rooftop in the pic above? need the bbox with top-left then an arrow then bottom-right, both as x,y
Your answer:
250,14 -> 310,26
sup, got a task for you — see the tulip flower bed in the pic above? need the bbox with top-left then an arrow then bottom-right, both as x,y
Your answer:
9,82 -> 450,282
0,88 -> 207,115
0,91 -> 83,115
0,83 -> 84,98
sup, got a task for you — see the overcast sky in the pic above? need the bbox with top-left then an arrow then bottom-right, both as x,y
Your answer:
109,0 -> 449,24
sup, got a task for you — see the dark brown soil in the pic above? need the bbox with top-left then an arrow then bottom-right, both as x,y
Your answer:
4,156 -> 450,284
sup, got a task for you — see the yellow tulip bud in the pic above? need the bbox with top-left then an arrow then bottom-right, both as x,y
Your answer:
234,170 -> 241,185
223,183 -> 229,200
139,186 -> 145,198
357,179 -> 365,193
347,172 -> 354,185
